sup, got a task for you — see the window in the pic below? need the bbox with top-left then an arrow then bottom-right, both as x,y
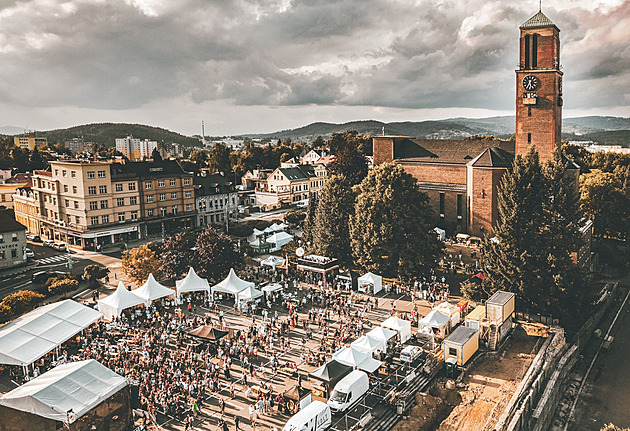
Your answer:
89,201 -> 98,210
145,181 -> 152,189
129,182 -> 136,191
169,179 -> 176,186
158,180 -> 165,187
62,170 -> 67,177
130,211 -> 138,220
185,191 -> 192,199
448,347 -> 458,357
98,170 -> 106,178
12,233 -> 18,242
130,196 -> 137,205
65,199 -> 70,208
99,185 -> 107,194
87,171 -> 95,179
186,203 -> 193,212
532,34 -> 538,68
172,205 -> 178,215
11,249 -> 17,259
159,193 -> 166,201
457,194 -> 463,220
74,201 -> 79,209
528,133 -> 532,143
101,215 -> 109,224
439,193 -> 445,217
146,195 -> 154,203
88,186 -> 96,195
73,186 -> 78,194
115,183 -> 123,192
528,106 -> 532,117
160,207 -> 167,216
51,184 -> 56,192
118,213 -> 125,222
75,215 -> 81,224
90,216 -> 99,225
0,250 -> 4,260
63,184 -> 68,192
55,169 -> 59,176
147,209 -> 154,217
100,200 -> 108,209
184,178 -> 190,186
71,171 -> 76,178
171,192 -> 177,200
0,234 -> 3,243
524,34 -> 530,69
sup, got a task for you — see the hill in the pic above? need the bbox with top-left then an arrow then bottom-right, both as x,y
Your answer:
20,123 -> 201,148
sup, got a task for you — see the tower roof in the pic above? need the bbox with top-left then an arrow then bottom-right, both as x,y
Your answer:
520,11 -> 556,29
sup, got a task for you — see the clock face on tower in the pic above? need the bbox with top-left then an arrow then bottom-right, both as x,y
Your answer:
522,75 -> 540,91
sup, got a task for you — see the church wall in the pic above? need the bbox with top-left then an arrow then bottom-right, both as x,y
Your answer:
400,163 -> 467,185
373,137 -> 394,165
468,167 -> 507,236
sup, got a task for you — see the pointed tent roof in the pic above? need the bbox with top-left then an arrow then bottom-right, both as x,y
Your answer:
309,359 -> 353,389
211,268 -> 254,296
419,310 -> 450,329
333,346 -> 383,373
261,256 -> 285,268
237,285 -> 264,303
133,273 -> 174,304
367,326 -> 397,342
520,11 -> 557,29
0,359 -> 127,423
176,267 -> 210,297
98,282 -> 144,320
187,325 -> 228,341
265,231 -> 293,244
351,334 -> 385,354
358,272 -> 382,285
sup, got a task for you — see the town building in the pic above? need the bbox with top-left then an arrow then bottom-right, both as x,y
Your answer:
64,137 -> 96,155
115,136 -> 158,161
0,175 -> 31,210
373,10 -> 579,237
0,209 -> 27,269
255,164 -> 327,209
194,172 -> 238,226
13,160 -> 195,249
14,136 -> 47,151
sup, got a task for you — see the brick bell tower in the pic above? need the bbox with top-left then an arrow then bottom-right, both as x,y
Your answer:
515,9 -> 563,162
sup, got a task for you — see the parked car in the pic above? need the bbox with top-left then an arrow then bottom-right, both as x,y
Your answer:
52,243 -> 67,251
24,248 -> 35,258
42,239 -> 55,247
26,234 -> 41,242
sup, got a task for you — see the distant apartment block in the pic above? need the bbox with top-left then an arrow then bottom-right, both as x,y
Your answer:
64,138 -> 96,155
194,172 -> 238,226
14,136 -> 47,151
254,164 -> 328,209
13,160 -> 195,250
115,136 -> 158,161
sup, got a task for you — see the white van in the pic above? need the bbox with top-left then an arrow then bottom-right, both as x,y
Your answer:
400,345 -> 423,363
296,199 -> 309,209
283,400 -> 331,431
327,370 -> 369,414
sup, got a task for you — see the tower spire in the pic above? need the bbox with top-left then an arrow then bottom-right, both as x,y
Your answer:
539,0 -> 542,12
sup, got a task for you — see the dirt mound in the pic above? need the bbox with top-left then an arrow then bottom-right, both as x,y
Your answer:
392,386 -> 462,431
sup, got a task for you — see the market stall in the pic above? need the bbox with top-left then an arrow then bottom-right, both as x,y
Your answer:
211,268 -> 255,304
175,267 -> 210,301
418,310 -> 451,339
366,327 -> 397,353
133,274 -> 175,306
357,272 -> 382,295
98,281 -> 144,320
381,316 -> 412,343
260,256 -> 286,269
351,334 -> 386,357
332,346 -> 382,373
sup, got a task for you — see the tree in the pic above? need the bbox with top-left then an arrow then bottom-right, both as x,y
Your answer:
284,209 -> 306,225
301,192 -> 318,249
159,231 -> 197,280
194,226 -> 243,282
29,147 -> 45,170
190,150 -> 208,169
312,175 -> 355,265
0,290 -> 44,319
350,162 -> 442,277
579,169 -> 627,238
208,142 -> 232,173
11,147 -> 30,172
121,244 -> 161,286
151,147 -> 163,162
83,264 -> 110,287
328,130 -> 370,186
48,278 -> 79,297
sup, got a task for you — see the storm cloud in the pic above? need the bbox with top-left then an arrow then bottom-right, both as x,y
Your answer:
0,0 -> 629,135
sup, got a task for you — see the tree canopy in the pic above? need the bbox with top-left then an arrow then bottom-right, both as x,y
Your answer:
327,130 -> 370,186
350,162 -> 442,277
121,243 -> 161,286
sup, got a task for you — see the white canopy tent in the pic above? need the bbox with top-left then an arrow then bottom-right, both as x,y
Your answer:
247,228 -> 265,243
351,334 -> 385,356
263,226 -> 275,234
0,300 -> 102,367
434,227 -> 446,240
265,232 -> 293,252
237,285 -> 264,304
260,255 -> 285,269
434,302 -> 461,327
270,222 -> 288,232
366,327 -> 397,352
133,274 -> 174,306
332,347 -> 382,373
418,310 -> 451,339
175,267 -> 210,300
97,282 -> 144,321
211,268 -> 255,301
381,316 -> 412,343
357,272 -> 382,295
0,359 -> 127,423
262,283 -> 283,294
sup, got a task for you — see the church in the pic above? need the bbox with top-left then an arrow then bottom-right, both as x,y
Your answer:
373,10 -> 579,237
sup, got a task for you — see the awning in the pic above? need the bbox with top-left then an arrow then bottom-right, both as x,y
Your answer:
187,326 -> 228,341
81,225 -> 139,239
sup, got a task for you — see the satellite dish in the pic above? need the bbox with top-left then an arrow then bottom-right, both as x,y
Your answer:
296,247 -> 305,257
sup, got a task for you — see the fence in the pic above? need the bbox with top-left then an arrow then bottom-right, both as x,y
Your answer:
515,310 -> 559,326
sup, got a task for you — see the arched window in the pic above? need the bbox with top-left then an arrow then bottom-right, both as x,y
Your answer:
532,34 -> 538,68
524,35 -> 530,69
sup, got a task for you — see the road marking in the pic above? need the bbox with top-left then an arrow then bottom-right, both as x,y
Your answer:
73,289 -> 90,299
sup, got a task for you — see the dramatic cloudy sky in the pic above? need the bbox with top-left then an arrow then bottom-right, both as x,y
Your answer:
1,0 -> 629,135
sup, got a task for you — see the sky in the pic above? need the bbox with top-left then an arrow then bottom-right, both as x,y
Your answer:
1,0 -> 629,136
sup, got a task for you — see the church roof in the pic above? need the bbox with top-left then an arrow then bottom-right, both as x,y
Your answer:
520,11 -> 557,29
469,147 -> 514,168
393,137 -> 512,165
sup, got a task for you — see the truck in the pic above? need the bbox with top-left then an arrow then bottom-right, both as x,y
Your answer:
327,370 -> 369,414
283,400 -> 331,431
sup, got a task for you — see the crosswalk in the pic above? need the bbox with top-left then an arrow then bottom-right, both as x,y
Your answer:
35,255 -> 80,265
